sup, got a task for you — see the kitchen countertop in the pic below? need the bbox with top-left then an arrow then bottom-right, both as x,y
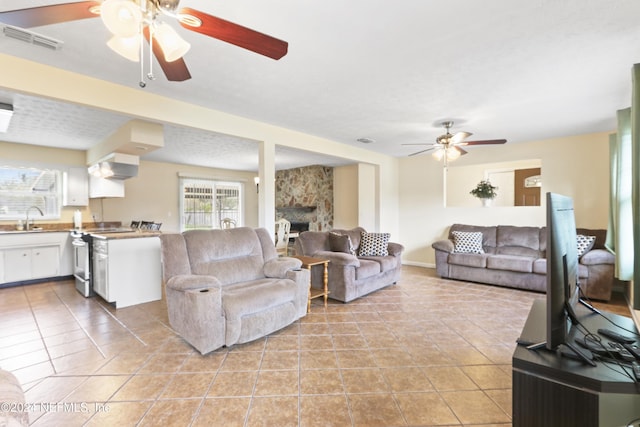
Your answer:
90,230 -> 162,240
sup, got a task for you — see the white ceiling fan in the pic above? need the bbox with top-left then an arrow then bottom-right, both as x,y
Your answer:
403,121 -> 507,166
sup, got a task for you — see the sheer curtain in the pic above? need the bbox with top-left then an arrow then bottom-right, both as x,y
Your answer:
606,108 -> 634,280
633,64 -> 640,308
609,64 -> 640,309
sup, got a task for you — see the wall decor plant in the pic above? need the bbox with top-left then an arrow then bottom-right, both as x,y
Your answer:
470,180 -> 498,206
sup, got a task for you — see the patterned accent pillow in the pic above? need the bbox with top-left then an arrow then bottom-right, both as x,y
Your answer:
452,231 -> 485,254
576,235 -> 596,257
358,232 -> 390,257
329,232 -> 355,255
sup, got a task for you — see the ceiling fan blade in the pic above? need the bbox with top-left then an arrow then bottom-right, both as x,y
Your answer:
450,131 -> 472,144
0,1 -> 100,27
178,7 -> 288,60
143,27 -> 191,82
409,147 -> 437,156
462,139 -> 507,145
456,147 -> 468,155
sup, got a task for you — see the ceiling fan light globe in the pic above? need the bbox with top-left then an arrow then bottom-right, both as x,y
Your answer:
154,23 -> 190,62
432,149 -> 445,161
446,146 -> 461,160
107,35 -> 140,62
101,0 -> 142,37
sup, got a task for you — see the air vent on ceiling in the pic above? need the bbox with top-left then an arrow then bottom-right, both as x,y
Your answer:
2,25 -> 63,50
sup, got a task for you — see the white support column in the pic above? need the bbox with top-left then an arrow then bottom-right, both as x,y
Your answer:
258,141 -> 276,237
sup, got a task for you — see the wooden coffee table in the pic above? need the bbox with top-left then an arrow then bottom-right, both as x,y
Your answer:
292,256 -> 330,312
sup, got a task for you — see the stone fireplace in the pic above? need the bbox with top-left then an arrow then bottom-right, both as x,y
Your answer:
275,165 -> 333,231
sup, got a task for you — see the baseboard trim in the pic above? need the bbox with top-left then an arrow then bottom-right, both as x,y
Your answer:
401,261 -> 436,269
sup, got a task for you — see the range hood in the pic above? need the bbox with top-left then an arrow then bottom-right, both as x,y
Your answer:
88,153 -> 139,180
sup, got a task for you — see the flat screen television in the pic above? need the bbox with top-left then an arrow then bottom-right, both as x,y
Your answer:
545,192 -> 595,365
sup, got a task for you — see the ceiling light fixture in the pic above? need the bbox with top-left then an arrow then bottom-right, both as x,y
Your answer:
96,0 -> 192,87
357,137 -> 375,144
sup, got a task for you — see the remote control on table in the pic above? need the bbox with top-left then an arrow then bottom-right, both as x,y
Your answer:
632,361 -> 640,381
608,342 -> 636,362
598,328 -> 636,344
576,338 -> 613,356
623,343 -> 640,360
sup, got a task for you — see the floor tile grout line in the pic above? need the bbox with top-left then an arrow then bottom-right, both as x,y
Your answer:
94,301 -> 148,347
50,287 -> 108,360
21,284 -> 57,376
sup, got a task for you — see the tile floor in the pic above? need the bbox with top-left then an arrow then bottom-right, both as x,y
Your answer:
0,266 -> 629,426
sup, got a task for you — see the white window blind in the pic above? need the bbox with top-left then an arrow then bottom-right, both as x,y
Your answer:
0,166 -> 61,220
179,177 -> 243,231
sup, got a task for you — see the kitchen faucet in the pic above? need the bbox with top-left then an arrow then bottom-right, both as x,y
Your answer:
25,205 -> 44,231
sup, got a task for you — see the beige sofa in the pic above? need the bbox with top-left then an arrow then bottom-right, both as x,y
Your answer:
293,227 -> 404,302
0,368 -> 27,426
160,227 -> 310,354
432,224 -> 616,301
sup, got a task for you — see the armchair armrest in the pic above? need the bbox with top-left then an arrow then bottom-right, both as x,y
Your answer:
388,242 -> 404,257
432,239 -> 454,253
166,274 -> 223,292
580,248 -> 615,266
313,250 -> 360,267
264,257 -> 303,278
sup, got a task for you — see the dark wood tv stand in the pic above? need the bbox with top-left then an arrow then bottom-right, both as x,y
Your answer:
512,299 -> 640,427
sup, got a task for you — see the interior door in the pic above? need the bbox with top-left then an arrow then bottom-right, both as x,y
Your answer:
514,168 -> 541,206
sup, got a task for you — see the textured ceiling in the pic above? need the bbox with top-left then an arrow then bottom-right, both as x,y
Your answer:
1,0 -> 639,171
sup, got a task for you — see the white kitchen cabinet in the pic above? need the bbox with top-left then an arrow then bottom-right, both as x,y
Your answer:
0,232 -> 71,285
63,167 -> 89,206
92,236 -> 161,308
89,176 -> 124,198
3,246 -> 59,283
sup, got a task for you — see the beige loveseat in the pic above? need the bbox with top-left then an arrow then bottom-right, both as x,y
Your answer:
293,227 -> 404,302
432,224 -> 616,301
160,227 -> 310,354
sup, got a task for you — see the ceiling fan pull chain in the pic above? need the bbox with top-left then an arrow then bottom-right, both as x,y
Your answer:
139,30 -> 146,88
147,26 -> 156,83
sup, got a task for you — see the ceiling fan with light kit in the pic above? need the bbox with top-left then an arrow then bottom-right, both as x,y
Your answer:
403,121 -> 507,167
0,0 -> 289,87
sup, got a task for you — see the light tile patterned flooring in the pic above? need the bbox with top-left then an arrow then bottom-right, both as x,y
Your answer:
0,266 -> 628,426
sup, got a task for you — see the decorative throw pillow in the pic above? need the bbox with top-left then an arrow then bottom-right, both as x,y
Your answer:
329,232 -> 355,254
358,232 -> 390,257
452,231 -> 485,254
576,234 -> 596,257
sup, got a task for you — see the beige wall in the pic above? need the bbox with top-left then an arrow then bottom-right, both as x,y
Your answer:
333,165 -> 359,229
95,161 -> 259,233
398,131 -> 611,267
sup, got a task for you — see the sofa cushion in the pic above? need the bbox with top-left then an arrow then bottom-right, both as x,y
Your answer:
448,253 -> 488,268
452,231 -> 485,254
576,235 -> 596,257
329,232 -> 355,254
360,255 -> 398,272
358,232 -> 390,256
449,224 -> 497,251
533,258 -> 546,275
184,228 -> 265,285
355,259 -> 382,279
223,278 -> 297,317
487,254 -> 535,273
496,226 -> 543,258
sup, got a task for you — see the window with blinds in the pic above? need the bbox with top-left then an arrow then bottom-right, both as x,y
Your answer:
179,177 -> 243,231
0,166 -> 61,220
